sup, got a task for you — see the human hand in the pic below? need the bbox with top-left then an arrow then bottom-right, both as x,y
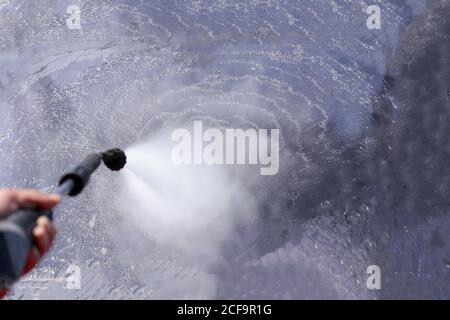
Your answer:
0,189 -> 60,299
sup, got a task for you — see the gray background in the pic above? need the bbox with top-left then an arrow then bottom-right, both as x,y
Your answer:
0,0 -> 449,299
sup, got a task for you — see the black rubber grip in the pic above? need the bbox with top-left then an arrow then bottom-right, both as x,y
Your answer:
0,209 -> 52,290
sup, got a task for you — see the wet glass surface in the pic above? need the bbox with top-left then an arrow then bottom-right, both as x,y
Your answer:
0,0 -> 449,299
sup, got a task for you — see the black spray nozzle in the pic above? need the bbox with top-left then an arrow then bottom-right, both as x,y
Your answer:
59,148 -> 127,196
102,148 -> 127,171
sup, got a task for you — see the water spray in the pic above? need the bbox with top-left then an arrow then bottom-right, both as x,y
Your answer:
0,148 -> 127,290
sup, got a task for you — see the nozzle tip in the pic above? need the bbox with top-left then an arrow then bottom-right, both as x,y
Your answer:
102,148 -> 127,171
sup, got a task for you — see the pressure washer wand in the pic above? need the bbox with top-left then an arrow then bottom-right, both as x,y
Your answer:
56,179 -> 75,197
0,149 -> 126,290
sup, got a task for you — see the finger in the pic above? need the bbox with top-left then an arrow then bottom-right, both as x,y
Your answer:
22,247 -> 41,275
0,189 -> 20,215
22,218 -> 57,276
36,216 -> 57,245
11,190 -> 60,210
33,224 -> 51,255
